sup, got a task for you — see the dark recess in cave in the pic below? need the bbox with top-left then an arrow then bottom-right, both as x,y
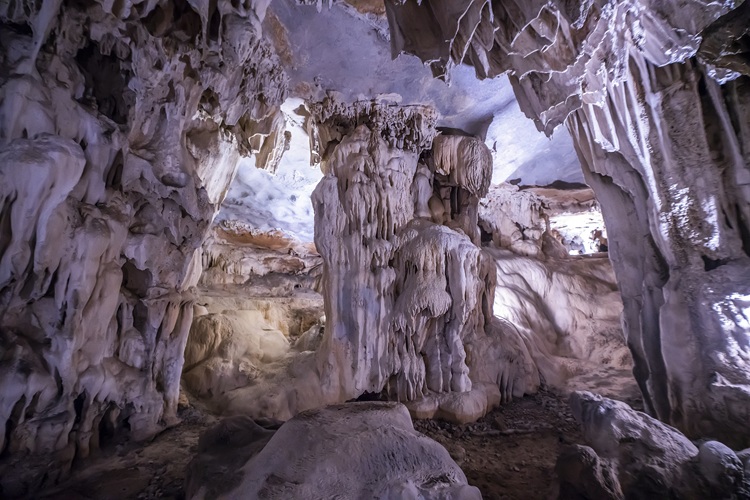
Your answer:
75,42 -> 134,125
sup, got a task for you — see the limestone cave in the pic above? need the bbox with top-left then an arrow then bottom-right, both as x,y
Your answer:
1,0 -> 749,498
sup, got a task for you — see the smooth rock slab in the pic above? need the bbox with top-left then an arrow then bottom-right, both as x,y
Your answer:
186,402 -> 481,499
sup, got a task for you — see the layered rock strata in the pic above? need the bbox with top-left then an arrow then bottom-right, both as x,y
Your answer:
385,0 -> 750,447
0,0 -> 286,481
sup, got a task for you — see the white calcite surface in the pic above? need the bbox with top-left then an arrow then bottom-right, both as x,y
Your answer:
215,98 -> 323,242
185,96 -> 631,426
0,0 -> 286,477
479,183 -> 606,257
385,0 -> 750,448
490,250 -> 633,398
186,402 -> 481,500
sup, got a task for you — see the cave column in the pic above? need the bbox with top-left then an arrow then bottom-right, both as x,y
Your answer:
310,99 -> 439,401
567,54 -> 750,445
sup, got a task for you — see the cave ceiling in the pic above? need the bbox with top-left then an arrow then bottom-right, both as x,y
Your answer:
265,0 -> 583,186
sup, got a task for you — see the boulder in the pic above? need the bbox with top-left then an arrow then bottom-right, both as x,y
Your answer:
186,402 -> 481,500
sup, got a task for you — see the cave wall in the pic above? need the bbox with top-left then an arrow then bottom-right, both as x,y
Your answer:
0,0 -> 286,470
385,0 -> 750,446
569,55 -> 750,446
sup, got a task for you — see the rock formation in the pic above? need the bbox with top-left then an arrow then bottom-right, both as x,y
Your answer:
385,0 -> 750,447
3,0 -> 748,497
310,94 -> 536,421
0,0 -> 286,476
489,249 -> 633,399
177,90 -> 632,428
478,183 -> 605,257
186,402 -> 481,499
558,391 -> 750,499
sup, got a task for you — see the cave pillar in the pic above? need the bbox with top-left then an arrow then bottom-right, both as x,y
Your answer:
0,0 -> 287,475
310,97 -> 530,418
567,55 -> 750,446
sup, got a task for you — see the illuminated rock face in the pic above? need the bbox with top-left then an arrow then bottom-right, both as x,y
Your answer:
385,0 -> 750,446
0,0 -> 286,467
311,98 -> 493,420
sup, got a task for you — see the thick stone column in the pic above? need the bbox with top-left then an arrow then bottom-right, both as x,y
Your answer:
310,96 -> 536,421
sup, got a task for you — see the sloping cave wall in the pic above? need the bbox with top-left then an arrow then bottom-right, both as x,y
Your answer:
0,0 -> 286,467
385,0 -> 750,447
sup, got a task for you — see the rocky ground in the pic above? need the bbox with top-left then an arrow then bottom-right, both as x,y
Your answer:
23,388 -> 642,500
415,388 -> 641,500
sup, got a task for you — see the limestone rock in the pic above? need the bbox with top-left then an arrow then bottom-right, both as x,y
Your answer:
184,96 -> 631,425
384,0 -> 750,446
310,100 -> 522,421
479,184 -> 548,257
479,183 -> 607,257
200,220 -> 321,286
556,445 -> 623,500
186,402 -> 481,500
0,0 -> 287,480
489,250 -> 632,397
565,391 -> 750,499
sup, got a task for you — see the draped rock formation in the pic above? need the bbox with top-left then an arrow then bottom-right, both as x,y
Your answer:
0,0 -> 286,474
310,95 -> 538,422
385,0 -> 750,447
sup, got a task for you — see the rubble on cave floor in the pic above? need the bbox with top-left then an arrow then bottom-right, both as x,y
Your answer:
22,388 -> 640,500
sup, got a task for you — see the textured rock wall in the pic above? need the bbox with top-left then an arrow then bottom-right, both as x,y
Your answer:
569,55 -> 750,447
0,0 -> 286,472
385,0 -> 750,447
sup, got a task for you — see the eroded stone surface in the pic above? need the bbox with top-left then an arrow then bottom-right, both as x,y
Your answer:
385,0 -> 750,446
562,391 -> 750,499
186,402 -> 481,500
0,0 -> 286,484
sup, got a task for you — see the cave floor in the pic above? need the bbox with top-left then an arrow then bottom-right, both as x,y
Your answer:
29,389 -> 641,500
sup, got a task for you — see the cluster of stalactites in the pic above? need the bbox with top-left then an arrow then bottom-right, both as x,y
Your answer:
384,0 -> 741,134
421,134 -> 492,245
307,92 -> 438,168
